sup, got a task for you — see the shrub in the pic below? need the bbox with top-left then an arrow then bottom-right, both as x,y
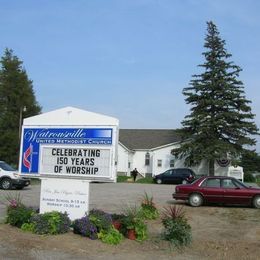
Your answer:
140,192 -> 159,220
73,216 -> 98,240
88,209 -> 112,232
162,217 -> 192,247
98,227 -> 123,245
21,222 -> 35,232
161,205 -> 192,247
30,211 -> 71,235
5,194 -> 35,229
6,205 -> 35,228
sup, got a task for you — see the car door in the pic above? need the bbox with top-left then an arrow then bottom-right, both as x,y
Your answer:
171,169 -> 181,184
162,170 -> 173,184
200,178 -> 224,203
221,178 -> 251,205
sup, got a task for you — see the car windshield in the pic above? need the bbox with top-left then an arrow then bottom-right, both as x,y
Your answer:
234,179 -> 250,188
0,161 -> 16,171
190,178 -> 202,185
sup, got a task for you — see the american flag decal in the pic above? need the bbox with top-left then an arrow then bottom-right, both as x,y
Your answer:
23,144 -> 33,172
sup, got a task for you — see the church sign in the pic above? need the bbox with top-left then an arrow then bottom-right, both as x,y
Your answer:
20,127 -> 115,181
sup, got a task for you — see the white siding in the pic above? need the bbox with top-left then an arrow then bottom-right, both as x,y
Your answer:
117,142 -> 230,177
117,144 -> 133,176
132,151 -> 151,176
151,145 -> 177,176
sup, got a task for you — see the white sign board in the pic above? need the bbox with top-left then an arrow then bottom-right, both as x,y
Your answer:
40,147 -> 111,178
227,166 -> 244,181
40,178 -> 89,220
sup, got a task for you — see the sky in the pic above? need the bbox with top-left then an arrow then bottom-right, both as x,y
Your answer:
0,0 -> 260,150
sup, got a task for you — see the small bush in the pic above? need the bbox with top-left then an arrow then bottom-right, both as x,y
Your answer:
21,222 -> 35,232
88,209 -> 112,232
6,204 -> 35,228
98,228 -> 123,245
161,205 -> 192,247
140,192 -> 159,220
162,218 -> 192,247
73,216 -> 98,240
30,211 -> 71,235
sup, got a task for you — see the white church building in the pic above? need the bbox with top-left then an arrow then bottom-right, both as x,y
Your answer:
117,129 -> 231,178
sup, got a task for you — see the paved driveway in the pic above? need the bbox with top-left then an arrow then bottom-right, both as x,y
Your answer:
0,182 -> 175,222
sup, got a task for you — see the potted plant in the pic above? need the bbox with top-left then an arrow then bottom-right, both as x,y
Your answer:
122,205 -> 147,241
111,213 -> 125,231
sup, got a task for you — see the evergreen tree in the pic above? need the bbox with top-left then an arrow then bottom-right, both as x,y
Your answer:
239,151 -> 260,173
174,21 -> 259,175
0,48 -> 41,166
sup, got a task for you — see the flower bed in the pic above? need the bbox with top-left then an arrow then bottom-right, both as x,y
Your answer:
4,192 -> 192,247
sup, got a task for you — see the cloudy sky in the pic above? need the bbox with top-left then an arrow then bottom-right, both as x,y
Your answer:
1,0 -> 260,150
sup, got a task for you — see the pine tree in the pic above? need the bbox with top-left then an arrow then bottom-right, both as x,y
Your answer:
174,21 -> 259,175
0,48 -> 41,165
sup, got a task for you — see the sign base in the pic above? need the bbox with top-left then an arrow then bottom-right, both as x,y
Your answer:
40,177 -> 89,220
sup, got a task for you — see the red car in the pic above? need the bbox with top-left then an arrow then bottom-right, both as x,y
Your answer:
173,176 -> 260,208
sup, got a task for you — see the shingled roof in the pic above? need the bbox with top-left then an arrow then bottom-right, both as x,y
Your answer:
119,129 -> 181,150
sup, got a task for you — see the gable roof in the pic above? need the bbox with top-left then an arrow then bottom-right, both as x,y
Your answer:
119,129 -> 181,150
23,106 -> 119,126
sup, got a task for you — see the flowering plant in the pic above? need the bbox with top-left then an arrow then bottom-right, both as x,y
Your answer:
4,193 -> 35,228
73,216 -> 98,239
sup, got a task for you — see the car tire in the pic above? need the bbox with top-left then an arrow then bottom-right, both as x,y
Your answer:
0,178 -> 12,190
189,193 -> 203,207
156,179 -> 162,184
252,195 -> 260,209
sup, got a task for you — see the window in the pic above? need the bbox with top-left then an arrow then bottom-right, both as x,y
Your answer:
202,178 -> 221,188
164,170 -> 172,176
157,159 -> 162,167
145,152 -> 150,166
128,162 -> 131,169
170,159 -> 175,168
222,179 -> 236,188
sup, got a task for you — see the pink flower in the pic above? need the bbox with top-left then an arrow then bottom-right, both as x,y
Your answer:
10,199 -> 17,208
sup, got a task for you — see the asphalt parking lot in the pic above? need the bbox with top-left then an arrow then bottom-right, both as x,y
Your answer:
0,182 -> 174,222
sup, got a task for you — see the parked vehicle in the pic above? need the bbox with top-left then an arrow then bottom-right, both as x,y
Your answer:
0,161 -> 30,190
173,176 -> 260,208
153,168 -> 196,184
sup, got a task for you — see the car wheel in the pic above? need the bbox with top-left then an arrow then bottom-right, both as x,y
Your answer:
0,178 -> 12,190
156,179 -> 162,184
189,193 -> 203,207
253,195 -> 260,209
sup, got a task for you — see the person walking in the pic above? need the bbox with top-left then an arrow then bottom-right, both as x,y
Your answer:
131,168 -> 139,182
